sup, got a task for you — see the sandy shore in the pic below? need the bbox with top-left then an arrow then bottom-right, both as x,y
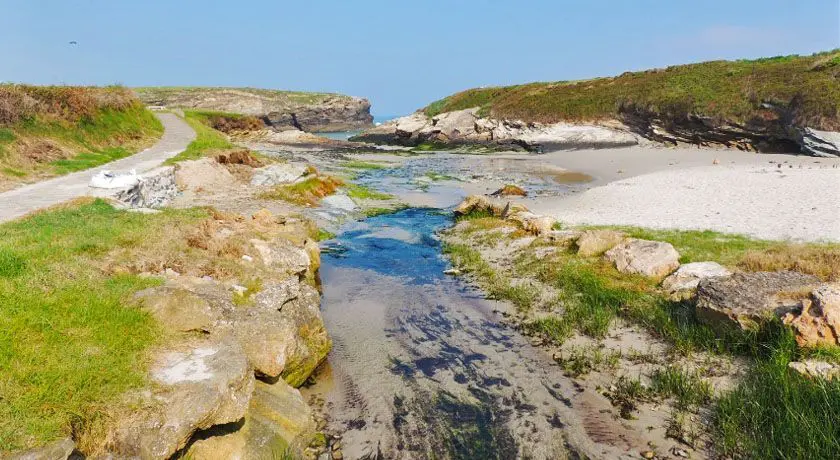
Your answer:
524,147 -> 840,242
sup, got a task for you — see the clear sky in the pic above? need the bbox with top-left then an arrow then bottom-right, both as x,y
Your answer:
1,1 -> 838,116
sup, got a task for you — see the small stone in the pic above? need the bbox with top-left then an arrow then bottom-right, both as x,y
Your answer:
671,446 -> 689,458
712,158 -> 720,165
530,338 -> 544,347
231,284 -> 247,295
241,254 -> 254,262
444,268 -> 462,276
333,452 -> 344,460
641,451 -> 656,459
332,441 -> 341,451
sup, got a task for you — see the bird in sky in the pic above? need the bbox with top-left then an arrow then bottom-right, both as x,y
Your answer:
69,41 -> 77,45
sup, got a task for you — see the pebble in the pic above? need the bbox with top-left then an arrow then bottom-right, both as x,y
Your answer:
241,254 -> 254,262
443,268 -> 462,276
332,441 -> 341,451
641,451 -> 656,459
530,338 -> 544,347
671,447 -> 689,458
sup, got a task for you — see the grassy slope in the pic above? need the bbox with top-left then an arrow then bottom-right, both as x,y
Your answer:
164,110 -> 236,164
425,50 -> 840,130
445,216 -> 840,458
0,200 -> 208,451
133,87 -> 337,107
0,86 -> 163,183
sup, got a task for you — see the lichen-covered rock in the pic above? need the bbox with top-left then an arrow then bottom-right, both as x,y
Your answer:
695,271 -> 821,332
604,239 -> 680,278
575,229 -> 625,257
132,286 -> 220,333
786,283 -> 840,347
662,262 -> 732,294
7,438 -> 75,460
107,338 -> 255,460
187,379 -> 316,459
788,360 -> 840,381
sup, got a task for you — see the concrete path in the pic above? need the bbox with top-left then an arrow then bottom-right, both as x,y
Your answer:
0,112 -> 195,223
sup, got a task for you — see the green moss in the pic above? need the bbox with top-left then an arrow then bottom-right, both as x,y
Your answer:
281,325 -> 332,388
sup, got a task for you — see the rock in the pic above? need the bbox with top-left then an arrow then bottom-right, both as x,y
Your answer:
444,268 -> 462,276
114,166 -> 177,209
108,338 -> 254,460
131,286 -> 220,333
175,158 -> 237,191
250,238 -> 312,276
544,229 -> 582,246
251,208 -> 277,227
321,194 -> 358,211
250,163 -> 308,186
605,239 -> 680,278
216,149 -> 264,167
661,262 -> 732,293
695,271 -> 821,332
799,127 -> 840,158
786,283 -> 840,347
7,438 -> 75,460
507,211 -> 556,236
134,88 -> 373,132
187,379 -> 316,460
453,194 -> 527,218
490,184 -> 528,197
575,230 -> 626,257
788,360 -> 840,381
229,281 -> 331,383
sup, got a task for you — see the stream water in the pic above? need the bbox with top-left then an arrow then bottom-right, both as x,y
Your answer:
297,158 -> 614,460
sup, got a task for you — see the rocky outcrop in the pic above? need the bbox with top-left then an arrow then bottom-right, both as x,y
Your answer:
575,230 -> 626,257
352,108 -> 639,152
798,128 -> 840,157
604,239 -> 681,279
785,283 -> 840,348
114,166 -> 177,209
695,271 -> 820,332
6,438 -> 75,460
453,195 -> 556,236
661,262 -> 732,295
788,360 -> 840,381
107,338 -> 255,459
134,87 -> 373,132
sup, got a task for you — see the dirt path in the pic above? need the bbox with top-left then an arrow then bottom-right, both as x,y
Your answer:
0,112 -> 195,223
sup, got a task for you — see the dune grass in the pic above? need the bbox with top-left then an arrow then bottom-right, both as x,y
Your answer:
424,50 -> 840,131
344,183 -> 394,200
0,199 -> 209,452
259,175 -> 344,206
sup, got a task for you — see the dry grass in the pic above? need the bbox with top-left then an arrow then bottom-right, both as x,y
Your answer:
738,245 -> 840,281
0,85 -> 136,125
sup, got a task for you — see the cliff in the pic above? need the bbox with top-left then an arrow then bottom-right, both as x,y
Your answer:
354,50 -> 840,156
133,87 -> 373,132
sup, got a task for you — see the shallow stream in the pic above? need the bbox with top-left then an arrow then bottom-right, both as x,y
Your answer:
302,161 -> 608,460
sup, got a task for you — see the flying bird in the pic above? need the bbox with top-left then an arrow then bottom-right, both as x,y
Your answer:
69,41 -> 77,45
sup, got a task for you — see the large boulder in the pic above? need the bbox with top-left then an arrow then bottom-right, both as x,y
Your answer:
507,211 -> 556,236
114,166 -> 177,209
187,379 -> 317,459
107,338 -> 255,459
695,271 -> 821,332
661,262 -> 732,294
604,239 -> 680,278
250,163 -> 308,186
132,286 -> 221,333
250,238 -> 312,276
7,438 -> 75,460
786,283 -> 840,347
575,229 -> 626,257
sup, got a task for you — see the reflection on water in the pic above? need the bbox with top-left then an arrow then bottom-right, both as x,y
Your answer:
303,208 -> 577,459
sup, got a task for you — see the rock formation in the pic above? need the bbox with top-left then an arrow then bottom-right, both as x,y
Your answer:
134,87 -> 373,132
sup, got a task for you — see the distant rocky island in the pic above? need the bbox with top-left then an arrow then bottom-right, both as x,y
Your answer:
133,87 -> 374,132
354,50 -> 840,157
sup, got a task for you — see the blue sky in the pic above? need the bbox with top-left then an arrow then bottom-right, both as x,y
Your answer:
1,1 -> 838,116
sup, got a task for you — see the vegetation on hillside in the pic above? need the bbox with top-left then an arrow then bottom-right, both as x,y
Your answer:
425,50 -> 840,130
0,85 -> 163,186
444,216 -> 840,458
133,87 -> 337,107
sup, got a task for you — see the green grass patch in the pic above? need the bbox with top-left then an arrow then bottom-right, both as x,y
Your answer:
164,110 -> 235,164
0,199 -> 209,451
342,160 -> 386,170
259,175 -> 343,205
345,183 -> 393,200
316,229 -> 336,241
1,167 -> 26,178
423,50 -> 840,131
650,366 -> 712,410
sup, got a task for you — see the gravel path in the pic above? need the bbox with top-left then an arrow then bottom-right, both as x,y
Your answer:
531,162 -> 840,242
0,113 -> 195,223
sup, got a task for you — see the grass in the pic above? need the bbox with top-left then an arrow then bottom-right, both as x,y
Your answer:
0,199 -> 208,452
342,160 -> 386,170
133,87 -> 337,107
164,110 -> 235,164
424,50 -> 840,131
259,175 -> 343,205
449,216 -> 840,458
344,183 -> 394,200
0,86 -> 163,183
555,345 -> 621,377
